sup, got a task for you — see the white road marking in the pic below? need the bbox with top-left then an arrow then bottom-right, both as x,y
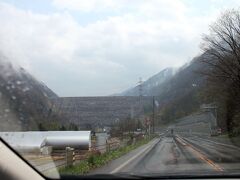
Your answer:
110,139 -> 158,174
194,136 -> 240,150
175,136 -> 186,146
177,135 -> 223,171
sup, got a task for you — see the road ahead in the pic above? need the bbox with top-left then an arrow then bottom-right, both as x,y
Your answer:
91,134 -> 240,176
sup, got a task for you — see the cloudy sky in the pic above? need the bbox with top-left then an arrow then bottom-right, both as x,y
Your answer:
0,0 -> 240,96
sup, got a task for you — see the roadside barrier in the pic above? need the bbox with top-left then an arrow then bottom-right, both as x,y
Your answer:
33,136 -> 147,173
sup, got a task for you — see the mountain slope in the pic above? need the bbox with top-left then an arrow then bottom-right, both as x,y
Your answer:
0,57 -> 59,131
154,56 -> 207,124
121,68 -> 175,96
119,54 -> 208,125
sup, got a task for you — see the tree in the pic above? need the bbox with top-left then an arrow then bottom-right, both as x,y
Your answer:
201,10 -> 240,87
68,123 -> 79,131
201,9 -> 240,135
60,125 -> 66,131
38,123 -> 46,131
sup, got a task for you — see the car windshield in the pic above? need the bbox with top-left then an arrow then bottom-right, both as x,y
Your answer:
0,0 -> 240,179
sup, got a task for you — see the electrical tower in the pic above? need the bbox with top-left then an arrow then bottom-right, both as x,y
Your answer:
137,77 -> 143,129
138,77 -> 143,97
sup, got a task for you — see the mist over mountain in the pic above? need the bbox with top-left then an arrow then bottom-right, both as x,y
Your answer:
154,56 -> 207,123
0,52 -> 208,131
118,54 -> 208,125
0,56 -> 58,131
120,68 -> 176,96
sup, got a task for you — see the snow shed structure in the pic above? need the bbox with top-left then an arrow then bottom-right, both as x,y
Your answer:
0,131 -> 91,153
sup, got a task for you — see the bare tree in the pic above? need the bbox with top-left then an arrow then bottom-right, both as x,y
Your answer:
201,9 -> 240,135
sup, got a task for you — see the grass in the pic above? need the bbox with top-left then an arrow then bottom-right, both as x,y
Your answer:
217,133 -> 229,138
59,136 -> 155,175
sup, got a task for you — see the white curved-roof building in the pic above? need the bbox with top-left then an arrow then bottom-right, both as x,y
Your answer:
0,131 -> 91,152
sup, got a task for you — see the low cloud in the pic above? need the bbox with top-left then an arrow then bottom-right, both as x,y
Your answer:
0,1 -> 239,96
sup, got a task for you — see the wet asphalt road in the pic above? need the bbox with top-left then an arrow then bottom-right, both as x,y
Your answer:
91,134 -> 240,176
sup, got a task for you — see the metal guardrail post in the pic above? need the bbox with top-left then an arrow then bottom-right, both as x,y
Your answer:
107,142 -> 110,152
133,137 -> 136,145
65,147 -> 75,167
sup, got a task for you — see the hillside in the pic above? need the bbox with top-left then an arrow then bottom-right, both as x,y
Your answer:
119,54 -> 208,125
121,68 -> 175,96
0,57 -> 59,131
0,53 -> 208,131
153,55 -> 208,124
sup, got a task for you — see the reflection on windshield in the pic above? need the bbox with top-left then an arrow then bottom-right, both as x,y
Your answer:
0,0 -> 240,178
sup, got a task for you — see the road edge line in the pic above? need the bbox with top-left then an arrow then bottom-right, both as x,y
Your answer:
110,138 -> 159,174
175,135 -> 223,172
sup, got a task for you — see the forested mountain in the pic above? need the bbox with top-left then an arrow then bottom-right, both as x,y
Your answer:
0,53 -> 209,131
0,56 -> 60,131
119,54 -> 209,126
153,55 -> 207,125
120,68 -> 175,96
117,10 -> 240,137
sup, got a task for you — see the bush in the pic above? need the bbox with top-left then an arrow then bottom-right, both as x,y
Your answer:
59,136 -> 154,175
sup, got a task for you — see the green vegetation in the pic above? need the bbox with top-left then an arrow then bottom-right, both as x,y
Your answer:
59,136 -> 155,175
152,9 -> 240,137
38,122 -> 79,131
157,89 -> 202,125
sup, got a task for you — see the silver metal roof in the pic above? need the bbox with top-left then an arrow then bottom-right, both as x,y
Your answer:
0,131 -> 91,150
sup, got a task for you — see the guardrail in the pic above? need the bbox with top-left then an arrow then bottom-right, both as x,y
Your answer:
30,138 -> 131,173
29,135 -> 152,174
